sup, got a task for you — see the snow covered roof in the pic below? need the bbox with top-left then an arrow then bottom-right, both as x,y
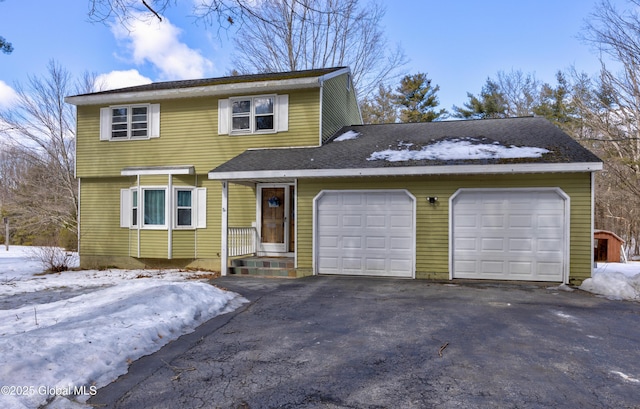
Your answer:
209,117 -> 603,181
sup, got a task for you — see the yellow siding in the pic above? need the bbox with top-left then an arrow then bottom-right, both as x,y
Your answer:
76,90 -> 321,178
172,230 -> 196,259
140,230 -> 168,258
79,177 -> 132,257
297,173 -> 593,283
321,73 -> 362,143
196,179 -> 220,259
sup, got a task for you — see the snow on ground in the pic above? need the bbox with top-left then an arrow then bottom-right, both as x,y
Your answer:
580,262 -> 640,301
367,137 -> 550,162
1,246 -> 638,408
0,246 -> 247,409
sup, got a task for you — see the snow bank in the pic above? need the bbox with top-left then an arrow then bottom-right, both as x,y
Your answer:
580,262 -> 640,301
0,246 -> 247,409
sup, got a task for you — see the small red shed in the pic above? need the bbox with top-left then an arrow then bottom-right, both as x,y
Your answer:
594,230 -> 626,263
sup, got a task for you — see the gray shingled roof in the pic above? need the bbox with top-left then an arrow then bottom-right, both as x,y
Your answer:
71,67 -> 347,98
209,117 -> 602,176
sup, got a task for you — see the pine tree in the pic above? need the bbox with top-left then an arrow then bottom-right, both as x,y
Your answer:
394,73 -> 446,122
0,36 -> 13,54
533,71 -> 575,127
452,78 -> 508,119
360,84 -> 397,124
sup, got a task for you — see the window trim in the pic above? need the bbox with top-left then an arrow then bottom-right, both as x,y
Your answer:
174,187 -> 195,229
110,104 -> 151,140
141,186 -> 168,230
229,94 -> 276,135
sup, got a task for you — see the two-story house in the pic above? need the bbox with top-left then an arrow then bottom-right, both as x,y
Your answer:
66,67 -> 602,284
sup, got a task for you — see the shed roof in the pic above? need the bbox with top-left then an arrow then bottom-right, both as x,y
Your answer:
209,117 -> 602,181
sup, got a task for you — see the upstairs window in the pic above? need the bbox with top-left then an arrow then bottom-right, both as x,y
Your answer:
218,94 -> 288,135
231,96 -> 275,134
100,104 -> 160,141
111,105 -> 148,139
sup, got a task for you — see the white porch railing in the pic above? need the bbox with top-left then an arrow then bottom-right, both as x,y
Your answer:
228,227 -> 258,257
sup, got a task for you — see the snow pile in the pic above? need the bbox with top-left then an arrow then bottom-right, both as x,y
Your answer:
334,130 -> 360,141
368,137 -> 550,162
580,262 -> 640,301
0,246 -> 247,409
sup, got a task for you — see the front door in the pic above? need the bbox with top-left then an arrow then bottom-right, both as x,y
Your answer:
259,185 -> 291,253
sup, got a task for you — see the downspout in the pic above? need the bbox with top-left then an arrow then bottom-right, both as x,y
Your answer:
77,178 -> 81,258
168,174 -> 173,259
137,175 -> 140,258
221,181 -> 228,276
591,172 -> 596,276
318,78 -> 324,145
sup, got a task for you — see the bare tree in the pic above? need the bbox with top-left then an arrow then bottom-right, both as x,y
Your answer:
574,0 -> 640,255
495,69 -> 541,117
0,61 -> 96,247
230,0 -> 406,98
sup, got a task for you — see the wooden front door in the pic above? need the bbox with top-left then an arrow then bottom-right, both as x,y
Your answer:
260,187 -> 287,253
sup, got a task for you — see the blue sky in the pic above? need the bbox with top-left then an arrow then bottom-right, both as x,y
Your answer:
0,0 -> 629,111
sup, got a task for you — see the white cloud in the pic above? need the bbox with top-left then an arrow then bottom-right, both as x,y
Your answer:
111,13 -> 214,80
96,69 -> 153,91
0,80 -> 18,108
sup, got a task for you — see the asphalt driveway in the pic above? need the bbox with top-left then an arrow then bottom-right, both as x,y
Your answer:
89,276 -> 640,409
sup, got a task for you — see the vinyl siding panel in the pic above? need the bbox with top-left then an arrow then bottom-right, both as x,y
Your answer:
321,73 -> 362,143
79,177 -> 133,256
139,230 -> 168,258
297,172 -> 593,283
172,230 -> 196,259
76,90 -> 321,178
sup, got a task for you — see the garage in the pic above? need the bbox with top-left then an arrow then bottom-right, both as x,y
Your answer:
315,190 -> 415,277
451,189 -> 569,282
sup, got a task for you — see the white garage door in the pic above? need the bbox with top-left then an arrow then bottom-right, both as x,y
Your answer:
316,191 -> 415,277
452,189 -> 568,282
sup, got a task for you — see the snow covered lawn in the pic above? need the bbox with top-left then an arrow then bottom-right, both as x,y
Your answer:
0,246 -> 247,409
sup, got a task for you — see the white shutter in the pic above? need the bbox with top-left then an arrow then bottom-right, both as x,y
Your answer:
218,99 -> 230,135
196,188 -> 207,228
149,103 -> 160,138
120,189 -> 131,228
276,94 -> 289,132
100,107 -> 111,141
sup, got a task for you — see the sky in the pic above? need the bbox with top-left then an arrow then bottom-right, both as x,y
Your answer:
0,245 -> 639,408
0,0 -> 632,112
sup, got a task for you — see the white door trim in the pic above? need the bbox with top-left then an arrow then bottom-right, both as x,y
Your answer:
449,187 -> 571,283
257,183 -> 293,255
313,189 -> 417,278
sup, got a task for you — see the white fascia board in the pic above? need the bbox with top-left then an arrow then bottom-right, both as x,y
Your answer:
66,77 -> 321,106
122,165 -> 195,176
208,162 -> 603,180
316,67 -> 351,83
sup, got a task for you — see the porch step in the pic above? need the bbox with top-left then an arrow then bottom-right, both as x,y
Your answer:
229,257 -> 296,278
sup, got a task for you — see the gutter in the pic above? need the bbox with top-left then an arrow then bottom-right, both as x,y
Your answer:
208,162 -> 604,180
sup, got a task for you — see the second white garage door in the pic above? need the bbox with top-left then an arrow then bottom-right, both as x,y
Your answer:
315,190 -> 415,278
451,189 -> 568,282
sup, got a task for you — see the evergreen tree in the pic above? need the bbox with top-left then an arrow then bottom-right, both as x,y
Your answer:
533,71 -> 575,127
360,84 -> 397,124
452,78 -> 508,119
394,73 -> 446,122
0,36 -> 12,54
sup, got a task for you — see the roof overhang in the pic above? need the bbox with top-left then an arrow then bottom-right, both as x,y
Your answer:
208,162 -> 603,181
122,165 -> 195,176
65,68 -> 350,106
